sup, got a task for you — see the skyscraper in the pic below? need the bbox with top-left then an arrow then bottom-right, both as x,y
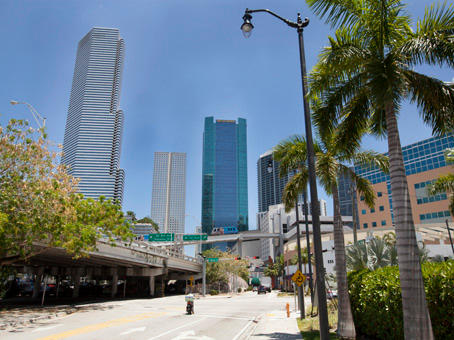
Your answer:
339,134 -> 454,230
62,27 -> 125,204
151,152 -> 186,234
201,117 -> 248,244
257,150 -> 294,213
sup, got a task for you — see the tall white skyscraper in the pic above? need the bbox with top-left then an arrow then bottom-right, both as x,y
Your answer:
62,27 -> 125,204
151,152 -> 186,233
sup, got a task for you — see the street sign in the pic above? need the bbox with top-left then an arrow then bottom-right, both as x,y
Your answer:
183,234 -> 208,241
148,233 -> 174,242
291,270 -> 306,287
206,258 -> 219,263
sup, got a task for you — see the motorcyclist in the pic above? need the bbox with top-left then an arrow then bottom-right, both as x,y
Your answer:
185,293 -> 194,314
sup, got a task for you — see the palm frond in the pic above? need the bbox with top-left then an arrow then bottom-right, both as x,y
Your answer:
306,0 -> 364,28
273,136 -> 307,177
401,2 -> 454,68
281,171 -> 309,212
404,70 -> 454,135
347,170 -> 376,209
315,152 -> 338,194
427,174 -> 454,195
351,150 -> 389,173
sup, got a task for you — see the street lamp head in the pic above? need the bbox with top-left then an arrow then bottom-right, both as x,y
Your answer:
10,100 -> 19,105
241,11 -> 254,38
267,160 -> 273,173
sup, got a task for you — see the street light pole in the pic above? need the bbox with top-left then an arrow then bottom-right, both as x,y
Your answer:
349,183 -> 358,244
10,100 -> 46,129
302,188 -> 314,304
241,9 -> 329,338
446,219 -> 454,255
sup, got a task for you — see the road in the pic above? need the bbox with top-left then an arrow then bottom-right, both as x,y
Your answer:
1,291 -> 302,340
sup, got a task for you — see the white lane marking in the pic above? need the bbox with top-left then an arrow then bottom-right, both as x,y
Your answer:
231,319 -> 254,340
196,314 -> 252,321
171,330 -> 215,340
148,317 -> 207,340
120,326 -> 146,335
31,325 -> 61,333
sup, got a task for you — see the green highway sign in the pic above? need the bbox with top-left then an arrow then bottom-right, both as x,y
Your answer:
206,258 -> 219,263
148,233 -> 174,242
183,234 -> 208,241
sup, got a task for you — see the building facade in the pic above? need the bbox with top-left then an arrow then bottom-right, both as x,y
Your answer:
201,117 -> 248,249
339,135 -> 454,230
62,27 -> 125,204
151,152 -> 186,234
257,150 -> 294,213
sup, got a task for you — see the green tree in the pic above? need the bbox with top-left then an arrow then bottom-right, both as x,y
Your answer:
264,254 -> 284,279
274,132 -> 388,339
428,148 -> 454,216
0,119 -> 132,266
135,216 -> 159,232
306,1 -> 454,337
202,249 -> 249,284
126,210 -> 137,222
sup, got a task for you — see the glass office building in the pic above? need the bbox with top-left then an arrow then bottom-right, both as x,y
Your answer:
339,134 -> 454,229
61,27 -> 125,204
201,117 -> 248,249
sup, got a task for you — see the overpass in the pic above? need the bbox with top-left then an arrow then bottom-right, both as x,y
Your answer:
9,239 -> 202,299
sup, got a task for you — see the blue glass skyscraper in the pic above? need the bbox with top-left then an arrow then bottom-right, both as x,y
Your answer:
201,118 -> 248,249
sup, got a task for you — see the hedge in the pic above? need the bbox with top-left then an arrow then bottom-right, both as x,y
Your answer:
348,260 -> 454,340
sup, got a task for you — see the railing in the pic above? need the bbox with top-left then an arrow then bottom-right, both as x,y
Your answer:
98,238 -> 202,264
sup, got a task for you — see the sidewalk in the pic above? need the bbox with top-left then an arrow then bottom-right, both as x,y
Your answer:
249,310 -> 302,339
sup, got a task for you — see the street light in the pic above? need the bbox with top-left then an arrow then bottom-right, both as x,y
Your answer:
10,100 -> 46,129
241,8 -> 329,337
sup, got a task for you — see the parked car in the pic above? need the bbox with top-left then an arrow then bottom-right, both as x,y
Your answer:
252,286 -> 258,292
257,285 -> 267,294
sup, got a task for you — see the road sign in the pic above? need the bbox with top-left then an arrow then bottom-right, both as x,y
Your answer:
291,270 -> 306,287
183,234 -> 208,241
148,233 -> 174,242
206,258 -> 219,263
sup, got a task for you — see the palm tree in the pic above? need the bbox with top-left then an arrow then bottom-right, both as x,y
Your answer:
428,148 -> 454,216
306,1 -> 454,338
346,242 -> 368,271
274,131 -> 388,339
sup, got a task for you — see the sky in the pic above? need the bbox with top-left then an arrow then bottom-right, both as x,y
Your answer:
1,0 -> 452,241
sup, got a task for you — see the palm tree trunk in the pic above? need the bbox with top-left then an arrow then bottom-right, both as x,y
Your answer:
385,104 -> 433,340
332,184 -> 356,339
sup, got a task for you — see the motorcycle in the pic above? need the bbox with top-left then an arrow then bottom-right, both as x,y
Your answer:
186,300 -> 194,314
185,293 -> 194,314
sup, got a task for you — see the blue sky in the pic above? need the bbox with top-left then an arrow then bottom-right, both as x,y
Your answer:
1,0 -> 452,238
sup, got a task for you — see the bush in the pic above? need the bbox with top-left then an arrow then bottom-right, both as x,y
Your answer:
246,286 -> 253,291
210,289 -> 219,295
348,260 -> 454,339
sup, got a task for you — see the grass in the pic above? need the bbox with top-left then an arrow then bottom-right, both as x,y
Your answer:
297,301 -> 339,339
277,292 -> 295,297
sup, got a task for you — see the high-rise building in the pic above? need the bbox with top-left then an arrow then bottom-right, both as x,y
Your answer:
62,27 -> 125,204
339,134 -> 454,230
201,117 -> 248,247
151,152 -> 186,234
309,199 -> 328,217
257,150 -> 294,212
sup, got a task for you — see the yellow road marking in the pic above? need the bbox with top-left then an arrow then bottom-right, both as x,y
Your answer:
266,313 -> 275,316
37,311 -> 166,340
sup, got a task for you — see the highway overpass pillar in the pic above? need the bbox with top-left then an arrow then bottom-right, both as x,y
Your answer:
32,267 -> 43,299
111,268 -> 118,298
149,276 -> 155,297
72,268 -> 83,298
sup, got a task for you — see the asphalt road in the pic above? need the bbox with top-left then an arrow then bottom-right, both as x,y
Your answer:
0,291 -> 300,340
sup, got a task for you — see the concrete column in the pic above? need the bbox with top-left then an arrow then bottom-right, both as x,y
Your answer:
111,268 -> 118,298
32,274 -> 42,299
72,268 -> 82,298
149,276 -> 155,297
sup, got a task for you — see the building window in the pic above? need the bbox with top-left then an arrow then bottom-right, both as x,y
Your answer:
377,192 -> 382,197
379,205 -> 384,211
363,223 -> 368,229
362,209 -> 366,215
381,220 -> 386,226
372,222 -> 377,227
370,208 -> 375,213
